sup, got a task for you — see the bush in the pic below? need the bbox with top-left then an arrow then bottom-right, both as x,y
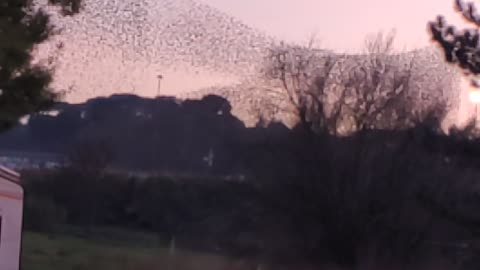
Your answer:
23,195 -> 67,233
19,118 -> 480,268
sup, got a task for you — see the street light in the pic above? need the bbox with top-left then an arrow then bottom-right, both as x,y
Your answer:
156,74 -> 163,97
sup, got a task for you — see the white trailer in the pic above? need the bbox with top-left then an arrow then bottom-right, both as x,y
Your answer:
0,166 -> 23,270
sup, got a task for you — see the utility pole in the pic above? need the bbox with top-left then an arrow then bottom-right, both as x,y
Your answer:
152,74 -> 163,175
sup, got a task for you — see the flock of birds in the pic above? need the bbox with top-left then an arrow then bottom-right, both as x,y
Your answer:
33,0 -> 471,127
35,0 -> 278,101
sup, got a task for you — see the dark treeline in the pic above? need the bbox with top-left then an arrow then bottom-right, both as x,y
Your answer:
0,94 -> 290,175
19,99 -> 480,268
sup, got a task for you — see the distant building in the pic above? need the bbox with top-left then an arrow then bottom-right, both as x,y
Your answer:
0,150 -> 67,170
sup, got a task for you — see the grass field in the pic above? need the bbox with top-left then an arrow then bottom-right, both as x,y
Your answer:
21,231 -> 263,270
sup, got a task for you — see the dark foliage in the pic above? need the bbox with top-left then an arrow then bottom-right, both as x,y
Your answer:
430,0 -> 480,78
0,94 -> 264,175
20,114 -> 480,268
0,0 -> 81,132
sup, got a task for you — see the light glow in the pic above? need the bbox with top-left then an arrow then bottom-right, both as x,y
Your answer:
469,90 -> 480,104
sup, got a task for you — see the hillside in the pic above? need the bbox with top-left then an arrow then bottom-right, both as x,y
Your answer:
0,94 -> 292,174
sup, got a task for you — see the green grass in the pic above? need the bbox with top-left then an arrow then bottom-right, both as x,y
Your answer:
20,230 -> 459,270
21,231 -> 261,270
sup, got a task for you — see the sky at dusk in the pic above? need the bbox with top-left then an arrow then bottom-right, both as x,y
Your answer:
37,0 -> 472,103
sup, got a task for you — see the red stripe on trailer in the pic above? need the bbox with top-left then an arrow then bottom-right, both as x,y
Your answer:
0,166 -> 19,178
0,191 -> 22,201
0,166 -> 20,184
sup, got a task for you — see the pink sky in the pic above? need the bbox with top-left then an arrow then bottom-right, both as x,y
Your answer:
202,0 -> 469,52
41,0 -> 475,107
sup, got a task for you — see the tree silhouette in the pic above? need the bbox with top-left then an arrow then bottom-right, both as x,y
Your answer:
265,32 -> 423,135
0,0 -> 81,131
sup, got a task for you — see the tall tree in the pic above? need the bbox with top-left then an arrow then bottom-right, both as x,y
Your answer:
0,0 -> 81,131
430,0 -> 480,84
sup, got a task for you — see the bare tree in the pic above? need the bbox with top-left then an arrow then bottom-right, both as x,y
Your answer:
263,32 -> 421,135
256,33 -> 454,266
263,41 -> 337,133
344,31 -> 416,131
